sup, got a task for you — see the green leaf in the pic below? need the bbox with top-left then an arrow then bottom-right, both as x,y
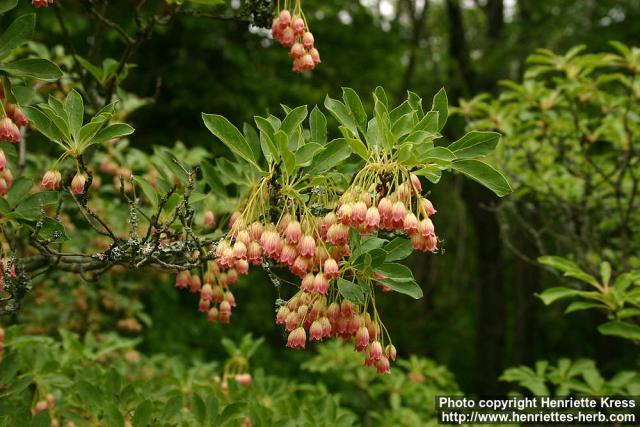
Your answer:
598,321 -> 640,341
565,301 -> 605,314
77,380 -> 103,408
160,396 -> 183,422
600,262 -> 611,287
448,131 -> 500,158
295,143 -> 324,166
345,137 -> 368,160
307,138 -> 351,175
215,402 -> 247,426
202,114 -> 258,168
415,111 -> 439,133
538,256 -> 600,287
536,287 -> 584,305
132,400 -> 152,427
90,123 -> 134,146
0,0 -> 18,14
280,105 -> 308,135
337,278 -> 365,305
0,14 -> 35,59
30,411 -> 50,427
309,106 -> 327,145
65,90 -> 84,138
243,122 -> 261,164
6,177 -> 32,208
376,277 -> 423,299
342,87 -> 367,132
0,58 -> 62,81
451,159 -> 512,197
374,263 -> 414,282
413,166 -> 442,184
431,88 -> 448,132
373,86 -> 389,108
206,395 -> 219,424
76,55 -> 104,84
276,130 -> 295,177
383,238 -> 413,262
134,177 -> 158,208
324,96 -> 358,136
192,394 -> 206,425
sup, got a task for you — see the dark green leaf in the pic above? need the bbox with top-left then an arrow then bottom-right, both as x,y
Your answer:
431,88 -> 448,132
374,263 -> 414,282
383,238 -> 413,262
0,59 -> 62,81
0,0 -> 18,14
324,96 -> 358,136
451,159 -> 512,197
448,131 -> 500,158
91,123 -> 134,145
280,105 -> 307,135
598,321 -> 640,341
342,87 -> 367,132
376,277 -> 423,299
202,114 -> 258,168
132,400 -> 153,427
0,14 -> 35,59
295,142 -> 324,166
65,90 -> 84,137
6,177 -> 32,208
337,278 -> 365,305
309,106 -> 327,145
307,138 -> 351,175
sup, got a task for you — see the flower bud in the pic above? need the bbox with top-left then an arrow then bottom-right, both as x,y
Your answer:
309,48 -> 321,64
326,223 -> 349,245
301,273 -> 315,292
189,274 -> 202,293
375,356 -> 390,374
385,344 -> 397,361
281,27 -> 295,47
285,220 -> 302,244
5,104 -> 27,127
323,258 -> 339,278
289,42 -> 305,58
41,170 -> 62,190
302,32 -> 315,49
276,305 -> 290,324
234,373 -> 252,385
292,16 -> 305,35
313,273 -> 329,295
403,212 -> 418,232
0,118 -> 20,143
203,210 -> 216,228
355,326 -> 370,352
369,340 -> 383,361
286,326 -> 306,349
278,9 -> 291,28
207,307 -> 219,322
410,173 -> 422,193
70,173 -> 86,195
235,259 -> 250,274
309,320 -> 323,341
0,150 -> 5,171
233,241 -> 247,259
297,235 -> 316,258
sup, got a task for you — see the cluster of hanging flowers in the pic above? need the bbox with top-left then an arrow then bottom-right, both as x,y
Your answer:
0,100 -> 28,197
271,2 -> 321,73
175,208 -> 244,325
174,166 -> 438,374
0,103 -> 26,143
